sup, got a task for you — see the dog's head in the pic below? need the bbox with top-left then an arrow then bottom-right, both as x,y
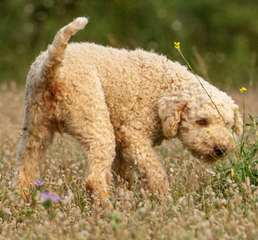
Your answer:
158,92 -> 242,161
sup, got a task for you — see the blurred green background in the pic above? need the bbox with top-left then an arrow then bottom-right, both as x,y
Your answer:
1,0 -> 258,87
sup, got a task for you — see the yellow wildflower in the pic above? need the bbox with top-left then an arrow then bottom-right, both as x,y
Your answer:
174,41 -> 180,50
231,168 -> 235,177
239,87 -> 247,94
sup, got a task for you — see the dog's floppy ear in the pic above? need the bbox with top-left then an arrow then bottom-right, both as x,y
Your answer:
232,106 -> 243,136
158,97 -> 187,138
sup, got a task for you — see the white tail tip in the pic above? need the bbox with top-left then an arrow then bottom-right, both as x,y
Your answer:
73,17 -> 88,30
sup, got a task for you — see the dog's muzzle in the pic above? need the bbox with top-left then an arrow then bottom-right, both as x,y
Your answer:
213,145 -> 227,157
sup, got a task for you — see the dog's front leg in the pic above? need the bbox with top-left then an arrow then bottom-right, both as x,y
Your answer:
121,126 -> 169,199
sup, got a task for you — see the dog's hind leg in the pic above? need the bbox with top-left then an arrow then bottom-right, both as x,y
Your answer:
113,145 -> 135,187
17,102 -> 54,197
64,71 -> 116,207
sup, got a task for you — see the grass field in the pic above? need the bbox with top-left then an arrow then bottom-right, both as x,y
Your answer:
0,84 -> 258,240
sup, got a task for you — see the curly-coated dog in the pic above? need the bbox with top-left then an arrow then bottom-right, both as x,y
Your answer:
17,17 -> 242,205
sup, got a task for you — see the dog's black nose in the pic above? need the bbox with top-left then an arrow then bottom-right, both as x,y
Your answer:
213,145 -> 226,157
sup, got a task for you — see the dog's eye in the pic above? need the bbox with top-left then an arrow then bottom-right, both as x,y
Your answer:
196,118 -> 209,126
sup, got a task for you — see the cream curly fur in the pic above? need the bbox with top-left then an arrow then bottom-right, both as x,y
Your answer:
17,17 -> 242,204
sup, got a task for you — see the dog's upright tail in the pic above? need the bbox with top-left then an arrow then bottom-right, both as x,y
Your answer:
42,17 -> 88,82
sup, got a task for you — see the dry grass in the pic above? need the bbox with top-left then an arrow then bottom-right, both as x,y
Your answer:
0,84 -> 258,240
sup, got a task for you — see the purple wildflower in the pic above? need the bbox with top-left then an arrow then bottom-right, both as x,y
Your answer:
34,179 -> 45,187
40,191 -> 61,203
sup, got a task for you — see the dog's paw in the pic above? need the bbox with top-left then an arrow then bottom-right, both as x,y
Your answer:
85,172 -> 112,208
147,172 -> 169,200
17,171 -> 35,201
